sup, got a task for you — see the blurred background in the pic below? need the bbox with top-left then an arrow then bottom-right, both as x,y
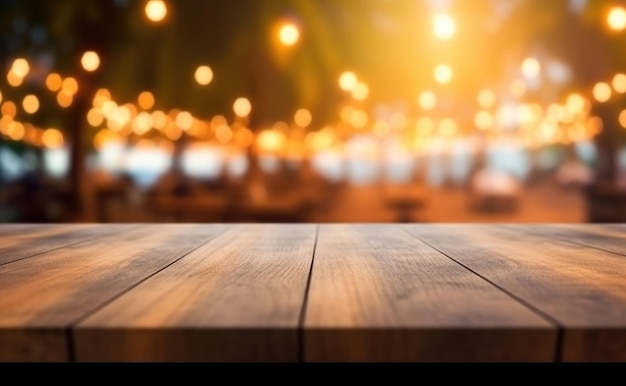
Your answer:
1,0 -> 626,224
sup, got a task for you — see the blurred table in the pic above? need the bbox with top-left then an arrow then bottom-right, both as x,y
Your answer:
0,223 -> 625,362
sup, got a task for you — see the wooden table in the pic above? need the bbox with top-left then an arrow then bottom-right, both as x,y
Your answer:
0,223 -> 625,362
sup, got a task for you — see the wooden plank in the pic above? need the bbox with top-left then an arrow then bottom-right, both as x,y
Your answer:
74,224 -> 317,362
305,224 -> 556,362
403,224 -> 626,362
0,224 -> 227,362
0,224 -> 137,266
507,224 -> 626,257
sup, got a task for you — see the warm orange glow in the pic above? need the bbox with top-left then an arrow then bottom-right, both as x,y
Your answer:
339,71 -> 358,92
93,88 -> 112,108
234,127 -> 254,147
294,109 -> 312,128
1,101 -> 17,118
373,120 -> 390,138
138,91 -> 155,110
133,112 -> 154,135
477,89 -> 496,108
474,110 -> 493,130
349,109 -> 368,129
194,65 -> 213,86
22,95 -> 40,114
46,73 -> 63,92
165,123 -> 182,141
215,123 -> 232,144
42,128 -> 64,149
7,121 -> 25,141
0,90 -> 2,105
613,73 -> 626,93
433,13 -> 455,40
257,129 -> 286,153
439,118 -> 457,137
521,57 -> 540,78
434,64 -> 453,84
418,91 -> 437,110
87,108 -> 104,127
233,97 -> 252,117
620,109 -> 626,129
176,111 -> 194,130
593,82 -> 612,102
509,79 -> 526,98
81,51 -> 101,72
608,6 -> 626,31
11,58 -> 29,78
62,77 -> 79,96
57,90 -> 74,108
416,117 -> 435,135
152,110 -> 168,129
278,22 -> 300,46
352,82 -> 369,101
7,71 -> 23,87
145,0 -> 167,22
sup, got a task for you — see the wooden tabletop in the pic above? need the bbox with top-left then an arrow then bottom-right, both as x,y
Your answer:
0,223 -> 625,362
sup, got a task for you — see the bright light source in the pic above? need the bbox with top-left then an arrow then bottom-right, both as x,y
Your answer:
81,51 -> 100,72
138,91 -> 155,110
613,73 -> 626,93
418,91 -> 437,110
278,22 -> 300,46
194,65 -> 213,86
233,97 -> 252,117
433,13 -> 455,40
339,71 -> 358,92
434,64 -> 453,84
608,6 -> 626,31
145,0 -> 167,22
477,89 -> 496,108
521,57 -> 541,78
593,82 -> 612,103
294,109 -> 312,128
11,58 -> 29,78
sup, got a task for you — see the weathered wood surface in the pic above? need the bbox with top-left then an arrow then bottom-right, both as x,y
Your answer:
74,224 -> 317,362
0,224 -> 228,361
1,223 -> 624,362
403,224 -> 626,362
305,224 -> 556,362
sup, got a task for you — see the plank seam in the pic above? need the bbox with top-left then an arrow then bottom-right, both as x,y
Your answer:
298,224 -> 319,363
401,226 -> 565,362
502,224 -> 626,259
0,225 -> 144,268
65,225 -> 231,361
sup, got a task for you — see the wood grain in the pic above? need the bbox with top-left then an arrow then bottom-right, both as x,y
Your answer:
507,223 -> 626,257
305,224 -> 556,362
403,224 -> 626,362
74,224 -> 317,362
0,224 -> 136,266
0,224 -> 227,362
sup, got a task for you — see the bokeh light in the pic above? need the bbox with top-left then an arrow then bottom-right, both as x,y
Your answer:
81,51 -> 101,72
278,22 -> 300,46
145,0 -> 167,23
194,65 -> 213,86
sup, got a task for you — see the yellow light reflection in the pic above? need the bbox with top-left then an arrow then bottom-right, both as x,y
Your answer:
145,0 -> 167,22
194,65 -> 213,86
521,57 -> 540,78
233,97 -> 252,117
7,71 -> 23,87
434,64 -> 453,84
81,51 -> 101,72
418,91 -> 437,110
11,58 -> 29,78
62,77 -> 79,96
339,71 -> 358,92
593,82 -> 612,103
608,6 -> 626,31
613,73 -> 626,93
433,13 -> 455,40
352,82 -> 369,101
176,111 -> 194,130
278,22 -> 300,46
